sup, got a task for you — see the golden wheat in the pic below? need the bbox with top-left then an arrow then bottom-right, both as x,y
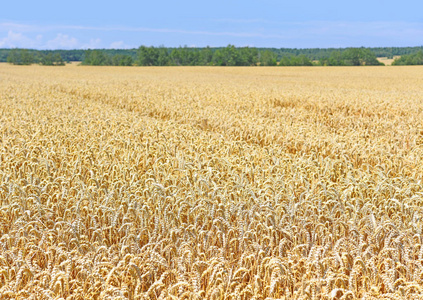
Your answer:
1,64 -> 423,299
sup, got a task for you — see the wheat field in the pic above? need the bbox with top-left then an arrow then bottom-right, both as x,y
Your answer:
1,64 -> 423,299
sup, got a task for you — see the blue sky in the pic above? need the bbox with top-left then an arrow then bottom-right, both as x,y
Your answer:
1,0 -> 422,49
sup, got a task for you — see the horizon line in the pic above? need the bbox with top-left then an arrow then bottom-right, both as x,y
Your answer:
2,45 -> 423,51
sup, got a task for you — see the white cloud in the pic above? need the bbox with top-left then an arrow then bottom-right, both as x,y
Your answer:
0,31 -> 81,49
0,31 -> 38,48
1,20 -> 423,49
213,18 -> 285,25
0,23 -> 35,32
82,38 -> 102,49
110,40 -> 131,49
45,33 -> 79,49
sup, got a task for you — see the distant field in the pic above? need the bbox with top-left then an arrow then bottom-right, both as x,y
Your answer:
1,64 -> 423,299
377,56 -> 401,65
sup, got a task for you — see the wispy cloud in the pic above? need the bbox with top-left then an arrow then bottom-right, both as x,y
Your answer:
52,24 -> 290,39
82,38 -> 102,49
0,22 -> 293,40
1,20 -> 422,48
213,18 -> 283,25
0,31 -> 41,48
2,20 -> 422,36
0,30 -> 82,49
110,40 -> 131,49
45,33 -> 79,49
0,22 -> 36,32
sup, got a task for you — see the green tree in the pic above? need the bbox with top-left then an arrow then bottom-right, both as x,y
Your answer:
137,46 -> 159,66
359,48 -> 381,65
7,49 -> 20,64
224,45 -> 239,66
157,47 -> 170,66
40,53 -> 65,66
212,49 -> 224,66
170,48 -> 182,65
328,51 -> 343,66
7,49 -> 34,65
340,48 -> 380,66
279,56 -> 292,66
41,53 -> 54,65
82,50 -> 109,65
21,50 -> 34,65
392,51 -> 423,65
53,53 -> 65,65
295,55 -> 313,66
234,47 -> 258,66
200,47 -> 213,65
342,48 -> 361,66
111,54 -> 133,66
214,45 -> 240,66
260,50 -> 277,66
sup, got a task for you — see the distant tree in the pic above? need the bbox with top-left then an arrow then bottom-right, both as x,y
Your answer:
392,51 -> 423,65
111,54 -> 133,66
278,55 -> 312,66
137,46 -> 158,66
40,53 -> 65,65
7,49 -> 19,64
237,47 -> 258,66
328,51 -> 343,66
156,48 -> 169,66
316,48 -> 381,66
170,48 -> 182,65
169,46 -> 202,66
213,45 -> 241,66
294,55 -> 313,66
82,50 -> 109,65
342,48 -> 361,66
53,53 -> 65,65
260,50 -> 277,66
200,47 -> 213,65
41,53 -> 54,65
2,46 -> 423,64
279,56 -> 293,66
341,48 -> 381,66
21,50 -> 34,65
7,49 -> 34,65
212,49 -> 224,66
224,45 -> 239,66
359,48 -> 381,65
189,50 -> 200,66
82,50 -> 135,66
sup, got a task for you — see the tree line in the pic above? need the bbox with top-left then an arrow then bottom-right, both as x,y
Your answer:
392,51 -> 423,65
81,50 -> 133,66
2,46 -> 422,62
3,46 -> 423,66
82,46 -> 382,66
6,49 -> 65,65
318,48 -> 382,66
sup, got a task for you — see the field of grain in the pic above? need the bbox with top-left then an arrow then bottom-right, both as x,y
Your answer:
376,57 -> 394,66
1,64 -> 423,299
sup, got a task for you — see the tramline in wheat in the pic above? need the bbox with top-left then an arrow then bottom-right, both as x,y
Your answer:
1,64 -> 423,299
